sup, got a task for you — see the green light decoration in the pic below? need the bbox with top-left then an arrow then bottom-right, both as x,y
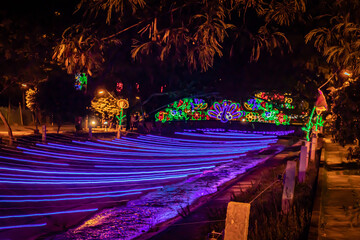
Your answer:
302,107 -> 316,141
116,99 -> 129,127
116,109 -> 126,126
155,98 -> 209,123
315,114 -> 324,132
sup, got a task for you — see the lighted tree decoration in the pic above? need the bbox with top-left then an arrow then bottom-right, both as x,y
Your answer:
25,88 -> 40,133
91,96 -> 119,120
25,88 -> 38,111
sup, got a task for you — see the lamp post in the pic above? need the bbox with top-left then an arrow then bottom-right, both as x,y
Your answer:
98,89 -> 116,99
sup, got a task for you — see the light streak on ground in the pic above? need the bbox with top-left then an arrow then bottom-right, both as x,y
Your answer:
0,131 -> 283,239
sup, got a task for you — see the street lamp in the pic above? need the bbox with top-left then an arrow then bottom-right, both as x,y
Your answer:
98,89 -> 115,98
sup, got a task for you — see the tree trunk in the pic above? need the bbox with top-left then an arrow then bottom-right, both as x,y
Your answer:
57,123 -> 61,134
0,111 -> 13,145
33,111 -> 39,134
57,115 -> 62,134
19,102 -> 23,125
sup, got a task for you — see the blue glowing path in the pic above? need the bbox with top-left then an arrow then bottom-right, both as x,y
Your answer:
0,131 -> 284,239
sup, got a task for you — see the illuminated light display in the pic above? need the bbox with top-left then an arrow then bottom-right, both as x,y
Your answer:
0,192 -> 141,203
116,99 -> 129,126
136,134 -> 276,144
74,73 -> 87,90
302,107 -> 316,141
155,98 -> 210,123
301,89 -> 327,141
116,82 -> 123,93
0,174 -> 192,185
0,223 -> 47,230
0,208 -> 98,219
174,132 -> 277,140
77,139 -> 259,152
315,114 -> 324,131
36,142 -> 262,156
19,147 -> 240,163
184,128 -> 295,135
0,165 -> 216,176
0,187 -> 161,198
245,112 -> 258,122
208,100 -> 243,123
0,132 -> 284,238
254,91 -> 293,103
315,89 -> 328,114
94,160 -> 231,169
155,93 -> 301,125
0,155 -> 69,166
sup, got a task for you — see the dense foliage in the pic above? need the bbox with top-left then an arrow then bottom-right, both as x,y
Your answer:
53,0 -> 306,75
305,0 -> 360,153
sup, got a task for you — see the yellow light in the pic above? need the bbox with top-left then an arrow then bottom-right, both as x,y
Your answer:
98,90 -> 104,94
91,121 -> 96,125
21,84 -> 27,87
135,96 -> 140,99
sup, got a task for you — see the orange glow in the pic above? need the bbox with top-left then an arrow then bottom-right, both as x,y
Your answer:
98,90 -> 104,94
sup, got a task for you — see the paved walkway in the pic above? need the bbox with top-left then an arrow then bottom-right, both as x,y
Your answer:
314,138 -> 360,240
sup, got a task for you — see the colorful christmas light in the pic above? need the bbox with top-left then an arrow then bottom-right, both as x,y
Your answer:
74,73 -> 87,90
155,93 -> 302,126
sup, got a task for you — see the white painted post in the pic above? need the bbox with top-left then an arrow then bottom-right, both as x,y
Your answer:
298,144 -> 308,183
282,161 -> 296,213
42,125 -> 46,143
305,141 -> 310,163
224,201 -> 250,240
89,126 -> 92,139
310,135 -> 317,161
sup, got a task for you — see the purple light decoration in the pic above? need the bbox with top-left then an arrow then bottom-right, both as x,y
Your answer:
0,132 -> 282,239
0,223 -> 47,230
208,101 -> 243,123
0,208 -> 98,219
